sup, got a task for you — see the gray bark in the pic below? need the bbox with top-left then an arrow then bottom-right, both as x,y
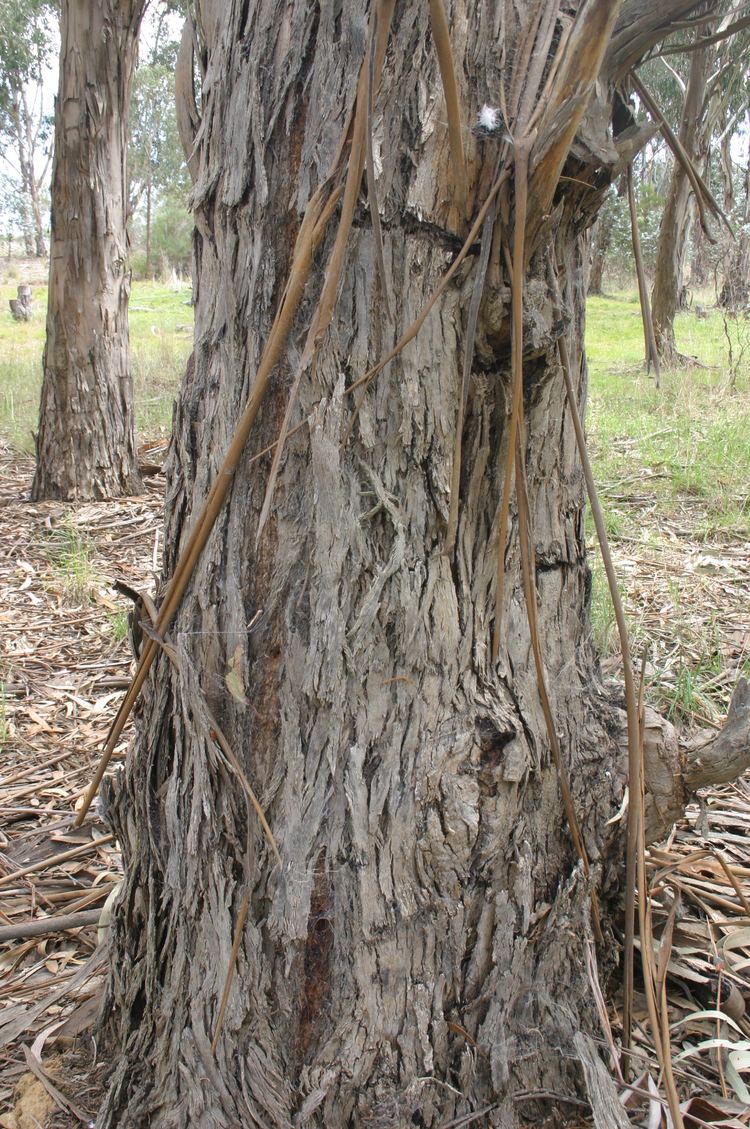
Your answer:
31,0 -> 145,501
98,3 -> 727,1127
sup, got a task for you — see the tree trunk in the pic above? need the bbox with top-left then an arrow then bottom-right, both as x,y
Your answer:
10,95 -> 36,258
20,89 -> 47,258
719,119 -> 750,309
97,3 -> 724,1126
690,199 -> 709,288
651,40 -> 713,363
588,206 -> 614,295
145,178 -> 152,279
31,0 -> 145,502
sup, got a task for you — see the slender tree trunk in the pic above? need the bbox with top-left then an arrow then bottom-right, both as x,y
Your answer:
31,0 -> 145,501
20,210 -> 34,256
20,90 -> 47,258
690,199 -> 709,288
719,119 -> 750,309
145,177 -> 152,278
628,165 -> 660,382
588,205 -> 614,295
97,3 -> 724,1126
10,96 -> 35,257
651,40 -> 713,362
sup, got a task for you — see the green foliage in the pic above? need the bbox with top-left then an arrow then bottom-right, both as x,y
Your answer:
128,12 -> 192,276
149,195 -> 192,273
596,180 -> 666,284
110,609 -> 129,643
0,0 -> 54,120
129,63 -> 190,212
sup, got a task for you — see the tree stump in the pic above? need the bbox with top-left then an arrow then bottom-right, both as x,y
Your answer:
9,285 -> 33,321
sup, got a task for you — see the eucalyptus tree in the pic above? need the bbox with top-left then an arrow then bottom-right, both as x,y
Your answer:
719,113 -> 750,309
93,3 -> 747,1126
129,13 -> 191,278
0,0 -> 54,257
650,5 -> 750,361
31,0 -> 146,500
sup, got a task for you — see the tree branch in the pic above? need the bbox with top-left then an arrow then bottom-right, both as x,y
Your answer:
613,678 -> 750,844
606,0 -> 723,79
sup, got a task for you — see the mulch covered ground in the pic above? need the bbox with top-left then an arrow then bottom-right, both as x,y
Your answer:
0,445 -> 162,1127
0,443 -> 749,1128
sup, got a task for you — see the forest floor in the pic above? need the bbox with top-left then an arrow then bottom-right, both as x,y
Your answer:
0,286 -> 749,1124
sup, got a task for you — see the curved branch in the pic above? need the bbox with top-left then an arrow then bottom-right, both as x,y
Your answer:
613,678 -> 750,843
606,0 -> 722,80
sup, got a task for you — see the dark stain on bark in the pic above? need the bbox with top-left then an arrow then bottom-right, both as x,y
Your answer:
475,716 -> 516,771
296,848 -> 334,1068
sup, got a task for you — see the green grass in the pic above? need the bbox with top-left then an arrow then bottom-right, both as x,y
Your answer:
42,518 -> 98,603
0,275 -> 191,451
110,609 -> 129,644
586,290 -> 750,724
586,292 -> 750,541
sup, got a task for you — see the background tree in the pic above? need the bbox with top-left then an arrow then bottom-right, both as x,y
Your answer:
128,13 -> 191,278
0,0 -> 55,257
588,176 -> 665,291
96,3 -> 736,1126
718,111 -> 750,309
650,6 -> 750,360
650,36 -> 715,361
32,0 -> 146,501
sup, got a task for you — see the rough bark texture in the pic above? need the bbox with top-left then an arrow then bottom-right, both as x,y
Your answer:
31,0 -> 145,502
98,3 -> 722,1127
651,40 -> 713,363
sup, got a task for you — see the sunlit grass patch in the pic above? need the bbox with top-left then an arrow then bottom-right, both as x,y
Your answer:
586,292 -> 750,724
0,276 -> 191,451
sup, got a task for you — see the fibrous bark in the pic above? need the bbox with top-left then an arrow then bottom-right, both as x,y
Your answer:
97,3 -> 727,1127
31,0 -> 145,501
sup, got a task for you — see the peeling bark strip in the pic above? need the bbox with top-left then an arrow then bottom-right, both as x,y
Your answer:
32,0 -> 145,502
99,3 -> 729,1127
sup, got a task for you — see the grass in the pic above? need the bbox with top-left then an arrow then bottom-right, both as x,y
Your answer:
0,270 -> 191,451
586,289 -> 750,724
1,267 -> 747,725
110,609 -> 129,644
42,518 -> 98,603
587,291 -> 750,541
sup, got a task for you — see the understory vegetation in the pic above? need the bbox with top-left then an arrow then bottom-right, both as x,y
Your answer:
0,273 -> 192,451
586,290 -> 750,725
0,274 -> 747,728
